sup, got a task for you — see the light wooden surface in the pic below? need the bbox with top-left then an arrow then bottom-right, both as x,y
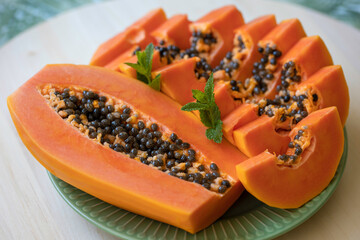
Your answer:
0,0 -> 360,239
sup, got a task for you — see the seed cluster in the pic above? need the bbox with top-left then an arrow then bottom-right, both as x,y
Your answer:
277,127 -> 310,165
41,86 -> 232,193
213,34 -> 245,76
155,40 -> 181,64
195,58 -> 212,80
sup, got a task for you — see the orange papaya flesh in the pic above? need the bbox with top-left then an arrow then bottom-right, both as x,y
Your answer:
7,64 -> 248,233
228,64 -> 349,157
259,35 -> 333,100
118,48 -> 166,78
233,115 -> 291,157
236,107 -> 344,208
222,103 -> 258,145
152,57 -> 208,105
151,14 -> 192,50
213,14 -> 277,82
90,8 -> 166,67
210,19 -> 305,120
188,5 -> 244,68
297,65 -> 349,126
103,45 -> 139,71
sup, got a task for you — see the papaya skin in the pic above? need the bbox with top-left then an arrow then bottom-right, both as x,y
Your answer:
236,107 -> 344,208
7,64 -> 248,233
153,57 -> 207,105
261,35 -> 333,100
90,8 -> 166,67
151,14 -> 192,50
190,5 -> 244,68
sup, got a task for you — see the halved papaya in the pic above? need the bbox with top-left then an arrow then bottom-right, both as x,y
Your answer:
227,65 -> 349,157
236,107 -> 344,208
90,8 -> 166,67
187,5 -> 244,68
151,14 -> 192,50
213,14 -> 277,82
7,64 -> 248,233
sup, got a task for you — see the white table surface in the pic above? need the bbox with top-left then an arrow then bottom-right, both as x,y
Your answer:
0,0 -> 360,239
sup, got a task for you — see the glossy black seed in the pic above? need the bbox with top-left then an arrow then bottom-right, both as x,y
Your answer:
98,96 -> 106,102
295,148 -> 302,155
107,105 -> 114,113
279,154 -> 288,161
125,136 -> 135,144
185,162 -> 192,169
222,180 -> 230,187
100,119 -> 110,128
175,139 -> 183,146
312,94 -> 318,102
230,80 -> 237,86
61,92 -> 70,99
137,121 -> 145,129
231,86 -> 239,91
130,127 -> 139,136
100,107 -> 109,116
170,133 -> 178,142
180,155 -> 187,162
218,185 -> 227,193
146,139 -> 154,149
89,131 -> 97,139
167,151 -> 174,159
187,154 -> 195,162
270,58 -> 277,65
258,47 -> 264,53
204,173 -> 213,180
202,183 -> 211,190
231,61 -> 239,69
225,51 -> 232,60
300,111 -> 308,118
198,165 -> 205,171
212,171 -> 220,178
181,142 -> 190,149
119,132 -> 128,140
120,114 -> 129,121
266,73 -> 274,80
210,163 -> 218,171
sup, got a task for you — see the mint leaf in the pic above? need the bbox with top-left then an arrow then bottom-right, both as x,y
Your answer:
149,73 -> 161,91
181,102 -> 209,111
192,89 -> 207,103
125,43 -> 161,91
199,110 -> 213,128
181,73 -> 223,143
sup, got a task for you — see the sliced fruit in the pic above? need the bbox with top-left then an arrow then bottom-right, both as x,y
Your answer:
90,8 -> 166,66
236,107 -> 344,208
213,14 -> 277,82
8,64 -> 248,233
151,14 -> 192,49
186,5 -> 244,68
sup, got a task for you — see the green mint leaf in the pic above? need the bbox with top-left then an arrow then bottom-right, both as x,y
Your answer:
199,110 -> 213,128
124,62 -> 148,76
204,73 -> 215,103
144,43 -> 154,74
192,89 -> 207,103
149,73 -> 161,91
181,102 -> 209,112
136,72 -> 148,84
125,43 -> 161,91
205,120 -> 223,143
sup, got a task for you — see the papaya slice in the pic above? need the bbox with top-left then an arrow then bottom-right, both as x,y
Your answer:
153,57 -> 207,105
186,5 -> 244,68
90,8 -> 166,66
228,65 -> 348,157
236,107 -> 344,208
103,45 -> 139,71
118,48 -> 166,78
213,14 -> 277,82
211,18 -> 306,118
7,64 -> 248,233
151,14 -> 192,50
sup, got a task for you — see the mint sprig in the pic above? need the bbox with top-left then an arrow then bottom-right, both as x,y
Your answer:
125,43 -> 161,91
181,73 -> 223,143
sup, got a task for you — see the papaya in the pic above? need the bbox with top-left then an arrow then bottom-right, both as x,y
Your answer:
236,107 -> 344,208
187,5 -> 244,68
211,18 -> 306,118
151,14 -> 192,50
213,14 -> 277,82
7,64 -> 248,233
227,65 -> 348,157
90,8 -> 166,67
103,45 -> 139,71
152,57 -> 207,105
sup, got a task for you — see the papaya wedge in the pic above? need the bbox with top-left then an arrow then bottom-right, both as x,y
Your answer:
236,107 -> 344,208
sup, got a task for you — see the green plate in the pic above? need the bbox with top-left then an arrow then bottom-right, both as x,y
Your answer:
48,129 -> 348,240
